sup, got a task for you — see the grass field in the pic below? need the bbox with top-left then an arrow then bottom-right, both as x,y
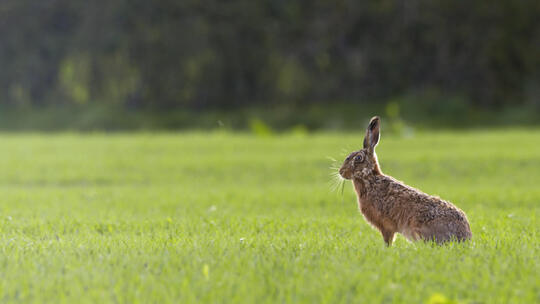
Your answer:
0,130 -> 538,303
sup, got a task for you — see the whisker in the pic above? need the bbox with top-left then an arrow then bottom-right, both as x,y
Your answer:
326,156 -> 337,162
328,164 -> 346,194
328,150 -> 351,196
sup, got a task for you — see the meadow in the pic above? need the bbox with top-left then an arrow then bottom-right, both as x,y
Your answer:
0,130 -> 538,303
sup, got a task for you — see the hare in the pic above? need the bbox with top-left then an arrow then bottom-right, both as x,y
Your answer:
339,116 -> 472,246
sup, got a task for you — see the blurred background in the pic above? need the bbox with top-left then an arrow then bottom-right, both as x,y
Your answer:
0,0 -> 539,131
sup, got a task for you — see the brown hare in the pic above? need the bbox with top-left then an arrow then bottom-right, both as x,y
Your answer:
339,116 -> 472,246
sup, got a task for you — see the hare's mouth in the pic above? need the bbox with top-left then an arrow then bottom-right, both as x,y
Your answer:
339,167 -> 352,180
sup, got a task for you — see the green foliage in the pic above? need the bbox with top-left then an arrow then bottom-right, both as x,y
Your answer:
0,102 -> 538,131
0,1 -> 538,108
288,124 -> 309,137
59,55 -> 91,104
249,118 -> 274,136
385,101 -> 407,135
0,131 -> 538,303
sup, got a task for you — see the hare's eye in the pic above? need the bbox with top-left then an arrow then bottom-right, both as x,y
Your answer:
354,155 -> 364,162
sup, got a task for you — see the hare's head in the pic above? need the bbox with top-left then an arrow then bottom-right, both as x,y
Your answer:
339,116 -> 381,179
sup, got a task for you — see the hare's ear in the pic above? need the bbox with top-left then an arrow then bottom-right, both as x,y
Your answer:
363,116 -> 380,152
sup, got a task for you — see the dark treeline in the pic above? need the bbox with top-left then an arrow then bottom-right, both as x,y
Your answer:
1,0 -> 539,110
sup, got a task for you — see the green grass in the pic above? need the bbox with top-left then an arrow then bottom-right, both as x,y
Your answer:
0,130 -> 538,303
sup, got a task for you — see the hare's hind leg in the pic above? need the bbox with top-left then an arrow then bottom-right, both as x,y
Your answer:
419,222 -> 458,244
418,225 -> 443,243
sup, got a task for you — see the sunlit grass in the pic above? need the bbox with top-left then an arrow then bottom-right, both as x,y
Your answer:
0,130 -> 538,303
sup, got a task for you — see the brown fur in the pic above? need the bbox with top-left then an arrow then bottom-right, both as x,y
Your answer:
339,116 -> 472,246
